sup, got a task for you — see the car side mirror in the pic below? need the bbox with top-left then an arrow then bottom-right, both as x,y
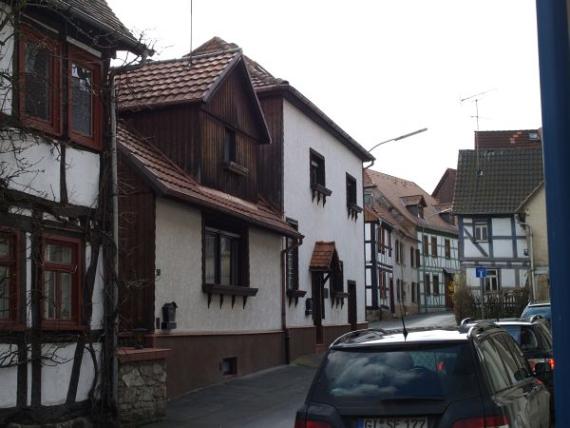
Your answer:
534,362 -> 550,377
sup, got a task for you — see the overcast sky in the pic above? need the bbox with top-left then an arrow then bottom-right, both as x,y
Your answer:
108,0 -> 542,193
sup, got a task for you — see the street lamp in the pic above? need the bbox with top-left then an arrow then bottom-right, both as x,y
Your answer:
365,127 -> 428,169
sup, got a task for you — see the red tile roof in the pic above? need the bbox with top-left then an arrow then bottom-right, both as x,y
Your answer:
432,168 -> 457,204
117,123 -> 300,238
309,241 -> 338,271
475,129 -> 541,150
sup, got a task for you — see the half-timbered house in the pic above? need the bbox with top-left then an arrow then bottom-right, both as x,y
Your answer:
245,47 -> 373,357
364,170 -> 459,313
115,39 -> 301,398
0,0 -> 145,424
453,147 -> 544,298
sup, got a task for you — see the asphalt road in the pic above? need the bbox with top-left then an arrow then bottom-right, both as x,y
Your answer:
149,312 -> 456,427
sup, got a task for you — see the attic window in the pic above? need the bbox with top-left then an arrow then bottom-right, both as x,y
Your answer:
310,149 -> 332,204
346,173 -> 362,219
224,128 -> 236,162
529,132 -> 539,140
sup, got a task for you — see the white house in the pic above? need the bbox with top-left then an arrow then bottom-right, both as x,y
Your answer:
0,1 -> 145,424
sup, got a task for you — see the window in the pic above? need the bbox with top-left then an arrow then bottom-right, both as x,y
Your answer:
431,236 -> 438,257
310,150 -> 326,188
395,240 -> 400,264
424,274 -> 431,295
379,271 -> 386,299
484,269 -> 499,292
285,220 -> 299,291
378,226 -> 385,254
387,230 -> 392,257
445,239 -> 451,258
422,235 -> 429,256
410,247 -> 415,268
478,339 -> 510,392
224,127 -> 236,163
400,241 -> 405,265
19,25 -> 61,135
332,261 -> 344,293
474,222 -> 488,242
204,227 -> 243,287
41,236 -> 81,327
0,231 -> 17,324
396,279 -> 401,302
416,248 -> 421,267
433,274 -> 440,295
411,282 -> 416,303
19,26 -> 102,149
346,174 -> 357,207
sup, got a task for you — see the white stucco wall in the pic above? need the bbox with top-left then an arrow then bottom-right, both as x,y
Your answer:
154,198 -> 282,332
66,147 -> 100,208
523,186 -> 549,268
282,100 -> 366,328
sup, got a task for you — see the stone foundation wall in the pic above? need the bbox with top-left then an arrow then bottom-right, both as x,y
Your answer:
117,348 -> 170,426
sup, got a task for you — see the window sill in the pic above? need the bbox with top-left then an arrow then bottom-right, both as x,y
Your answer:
347,203 -> 363,220
224,161 -> 249,177
311,184 -> 332,205
203,283 -> 258,308
286,289 -> 306,306
331,291 -> 349,308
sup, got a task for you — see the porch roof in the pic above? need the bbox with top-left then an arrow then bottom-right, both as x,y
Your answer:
309,241 -> 338,272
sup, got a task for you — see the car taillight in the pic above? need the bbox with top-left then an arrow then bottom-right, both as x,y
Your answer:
529,357 -> 555,373
549,358 -> 555,370
294,418 -> 332,428
452,415 -> 510,428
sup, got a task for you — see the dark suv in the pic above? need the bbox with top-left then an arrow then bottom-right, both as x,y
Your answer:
295,323 -> 551,428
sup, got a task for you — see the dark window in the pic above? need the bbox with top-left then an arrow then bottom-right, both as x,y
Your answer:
424,274 -> 431,295
490,335 -> 528,385
433,274 -> 440,295
478,339 -> 511,392
224,128 -> 236,163
423,235 -> 429,256
445,239 -> 451,258
431,236 -> 438,257
484,269 -> 499,292
379,271 -> 386,298
396,279 -> 401,302
0,231 -> 17,324
400,241 -> 405,265
41,236 -> 82,328
221,357 -> 237,376
20,25 -> 60,135
311,344 -> 479,406
387,230 -> 392,257
285,220 -> 299,291
411,282 -> 416,303
395,240 -> 400,264
332,261 -> 344,293
310,150 -> 326,188
410,247 -> 415,268
204,227 -> 242,287
378,226 -> 385,254
416,248 -> 421,267
474,222 -> 488,242
346,173 -> 357,207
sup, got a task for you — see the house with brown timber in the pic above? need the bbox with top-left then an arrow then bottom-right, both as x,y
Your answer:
114,38 -> 300,398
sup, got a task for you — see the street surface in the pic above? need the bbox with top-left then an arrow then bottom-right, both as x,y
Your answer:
150,312 -> 455,427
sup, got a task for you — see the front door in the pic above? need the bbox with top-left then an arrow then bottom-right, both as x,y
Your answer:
312,272 -> 324,344
348,281 -> 357,330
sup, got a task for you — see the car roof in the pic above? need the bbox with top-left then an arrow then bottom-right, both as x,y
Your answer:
526,302 -> 550,307
331,327 -> 470,349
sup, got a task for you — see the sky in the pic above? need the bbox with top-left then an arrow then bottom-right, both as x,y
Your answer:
107,0 -> 542,193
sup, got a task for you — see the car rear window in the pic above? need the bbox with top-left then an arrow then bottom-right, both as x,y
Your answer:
521,305 -> 551,321
311,344 -> 480,405
502,325 -> 541,352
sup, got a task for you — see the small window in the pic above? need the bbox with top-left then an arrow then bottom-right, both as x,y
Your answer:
399,242 -> 404,265
0,232 -> 18,324
433,274 -> 440,295
395,240 -> 400,264
310,150 -> 326,188
41,236 -> 81,327
445,239 -> 451,259
431,236 -> 438,257
474,222 -> 488,242
204,227 -> 242,287
410,247 -> 415,268
221,357 -> 237,376
332,261 -> 344,293
346,174 -> 357,207
411,282 -> 416,303
422,235 -> 429,256
484,269 -> 499,292
378,226 -> 385,254
224,127 -> 236,163
396,279 -> 401,302
286,220 -> 299,291
415,248 -> 421,267
424,274 -> 431,295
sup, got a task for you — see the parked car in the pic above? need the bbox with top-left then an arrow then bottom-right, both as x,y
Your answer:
295,323 -> 551,428
521,302 -> 551,327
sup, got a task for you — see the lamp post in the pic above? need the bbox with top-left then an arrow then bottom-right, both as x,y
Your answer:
365,128 -> 428,169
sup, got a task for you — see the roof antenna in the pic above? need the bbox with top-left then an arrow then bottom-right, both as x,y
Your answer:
188,0 -> 194,66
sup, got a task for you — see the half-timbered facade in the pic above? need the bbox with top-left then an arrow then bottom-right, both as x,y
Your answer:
0,0 -> 145,424
115,38 -> 300,398
364,170 -> 459,313
453,147 -> 544,298
245,49 -> 373,357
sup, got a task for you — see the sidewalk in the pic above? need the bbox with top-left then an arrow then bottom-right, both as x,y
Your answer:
148,354 -> 322,428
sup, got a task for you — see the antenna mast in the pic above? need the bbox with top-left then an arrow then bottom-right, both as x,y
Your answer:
188,0 -> 194,65
460,89 -> 494,175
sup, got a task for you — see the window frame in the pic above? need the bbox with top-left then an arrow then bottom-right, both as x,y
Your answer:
484,269 -> 500,292
422,235 -> 429,256
424,273 -> 431,295
474,222 -> 489,242
444,239 -> 451,259
67,46 -> 102,150
19,23 -> 62,136
395,239 -> 400,264
0,229 -> 20,328
40,234 -> 83,330
309,149 -> 326,188
346,173 -> 357,208
433,274 -> 440,295
204,227 -> 242,287
431,236 -> 438,257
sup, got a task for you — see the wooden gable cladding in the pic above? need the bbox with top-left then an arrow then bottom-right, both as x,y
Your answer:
200,112 -> 259,201
257,95 -> 284,211
117,153 -> 156,332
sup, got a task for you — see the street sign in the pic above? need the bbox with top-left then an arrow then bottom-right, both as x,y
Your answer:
476,267 -> 487,278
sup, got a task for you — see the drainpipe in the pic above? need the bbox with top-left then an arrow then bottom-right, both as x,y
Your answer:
519,218 -> 536,301
281,235 -> 303,364
110,76 -> 119,407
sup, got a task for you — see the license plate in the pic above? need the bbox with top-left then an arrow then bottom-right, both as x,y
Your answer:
358,417 -> 428,428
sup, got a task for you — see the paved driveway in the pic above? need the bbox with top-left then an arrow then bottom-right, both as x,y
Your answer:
149,357 -> 320,428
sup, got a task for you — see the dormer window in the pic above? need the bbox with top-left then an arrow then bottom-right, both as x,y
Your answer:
310,149 -> 331,204
346,173 -> 362,219
224,128 -> 236,163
